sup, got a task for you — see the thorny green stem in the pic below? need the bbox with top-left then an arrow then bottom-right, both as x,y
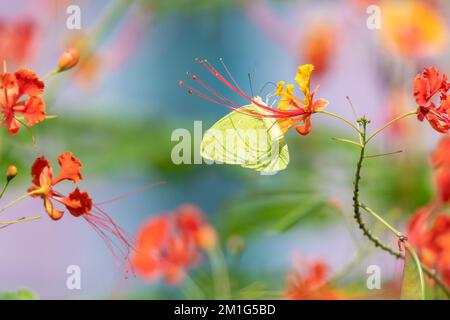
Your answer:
352,118 -> 403,259
350,117 -> 450,298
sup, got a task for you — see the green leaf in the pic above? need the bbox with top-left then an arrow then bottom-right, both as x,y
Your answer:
271,200 -> 327,232
201,102 -> 289,174
1,289 -> 38,300
401,243 -> 425,300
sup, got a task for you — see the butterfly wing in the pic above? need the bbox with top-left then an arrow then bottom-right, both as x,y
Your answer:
201,104 -> 289,173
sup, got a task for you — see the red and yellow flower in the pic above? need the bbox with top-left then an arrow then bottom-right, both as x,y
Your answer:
28,152 -> 133,270
180,60 -> 328,136
276,64 -> 329,135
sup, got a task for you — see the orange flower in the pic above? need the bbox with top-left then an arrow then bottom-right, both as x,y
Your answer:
283,259 -> 344,300
413,67 -> 450,133
407,209 -> 450,286
380,1 -> 447,59
0,69 -> 46,135
300,23 -> 337,77
29,152 -> 133,270
180,60 -> 327,136
132,204 -> 216,284
431,136 -> 450,203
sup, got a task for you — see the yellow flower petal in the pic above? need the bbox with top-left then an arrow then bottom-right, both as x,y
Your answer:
295,64 -> 314,98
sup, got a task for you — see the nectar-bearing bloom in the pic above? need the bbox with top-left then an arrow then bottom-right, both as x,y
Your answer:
0,69 -> 46,134
180,59 -> 328,136
132,204 -> 216,284
276,64 -> 329,135
413,67 -> 450,133
28,152 -> 133,270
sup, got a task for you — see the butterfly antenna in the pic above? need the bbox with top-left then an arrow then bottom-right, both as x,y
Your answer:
248,72 -> 254,98
258,81 -> 277,97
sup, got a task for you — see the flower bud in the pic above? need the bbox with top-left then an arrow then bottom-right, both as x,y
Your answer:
6,165 -> 17,182
57,48 -> 79,72
197,225 -> 217,251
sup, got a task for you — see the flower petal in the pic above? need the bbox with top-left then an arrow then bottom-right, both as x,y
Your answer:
23,96 -> 46,126
15,69 -> 44,97
61,188 -> 92,217
53,152 -> 83,184
31,156 -> 51,187
295,64 -> 314,98
44,197 -> 64,221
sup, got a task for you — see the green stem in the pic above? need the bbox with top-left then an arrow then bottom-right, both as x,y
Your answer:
0,216 -> 41,225
0,191 -> 37,214
352,119 -> 403,259
366,110 -> 417,143
316,110 -> 363,135
351,118 -> 450,298
208,247 -> 231,299
0,180 -> 10,200
359,204 -> 402,238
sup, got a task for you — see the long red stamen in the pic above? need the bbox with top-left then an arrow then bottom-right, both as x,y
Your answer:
195,58 -> 304,117
95,181 -> 165,206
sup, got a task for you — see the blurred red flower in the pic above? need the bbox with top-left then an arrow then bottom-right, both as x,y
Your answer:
133,204 -> 216,284
407,209 -> 450,286
283,259 -> 344,300
431,136 -> 450,203
28,152 -> 133,271
0,19 -> 35,66
413,67 -> 450,133
0,69 -> 46,135
300,23 -> 337,78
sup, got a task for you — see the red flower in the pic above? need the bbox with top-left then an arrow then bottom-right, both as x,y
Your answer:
0,69 -> 46,135
29,152 -> 133,271
283,258 -> 344,300
0,19 -> 36,66
413,67 -> 450,133
431,136 -> 450,203
132,204 -> 216,284
407,209 -> 450,286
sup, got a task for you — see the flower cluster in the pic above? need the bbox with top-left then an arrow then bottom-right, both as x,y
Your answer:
414,67 -> 450,133
132,204 -> 216,284
0,49 -> 134,272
